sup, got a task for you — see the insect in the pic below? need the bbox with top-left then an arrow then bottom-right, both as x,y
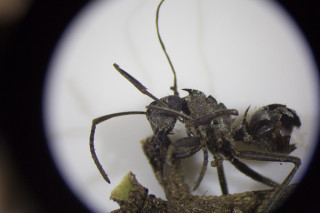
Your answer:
90,0 -> 301,212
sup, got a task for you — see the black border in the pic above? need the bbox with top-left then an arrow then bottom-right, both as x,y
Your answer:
2,1 -> 90,212
274,1 -> 320,212
1,0 -> 319,212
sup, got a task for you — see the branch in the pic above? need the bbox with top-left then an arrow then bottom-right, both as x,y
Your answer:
110,136 -> 296,212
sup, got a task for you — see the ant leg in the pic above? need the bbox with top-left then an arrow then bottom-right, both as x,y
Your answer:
217,163 -> 228,194
193,144 -> 208,191
113,63 -> 166,107
236,151 -> 301,212
211,154 -> 228,194
230,157 -> 279,187
90,111 -> 146,183
211,157 -> 228,195
162,136 -> 208,191
164,136 -> 201,185
147,105 -> 238,126
192,109 -> 238,126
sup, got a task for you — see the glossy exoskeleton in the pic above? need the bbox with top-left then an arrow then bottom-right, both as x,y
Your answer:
89,1 -> 301,212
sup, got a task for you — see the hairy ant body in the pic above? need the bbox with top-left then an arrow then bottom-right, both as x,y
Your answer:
90,1 -> 301,212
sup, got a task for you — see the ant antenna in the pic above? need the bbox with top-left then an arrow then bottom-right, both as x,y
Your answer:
156,0 -> 179,96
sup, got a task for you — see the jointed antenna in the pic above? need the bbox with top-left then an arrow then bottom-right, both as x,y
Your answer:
90,111 -> 146,183
156,0 -> 179,96
114,63 -> 167,107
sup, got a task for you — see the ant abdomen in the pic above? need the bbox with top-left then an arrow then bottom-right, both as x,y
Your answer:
249,104 -> 301,153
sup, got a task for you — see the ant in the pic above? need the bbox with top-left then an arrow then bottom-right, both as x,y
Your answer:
90,0 -> 301,212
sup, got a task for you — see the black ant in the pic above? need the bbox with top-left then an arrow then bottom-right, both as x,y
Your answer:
90,0 -> 301,212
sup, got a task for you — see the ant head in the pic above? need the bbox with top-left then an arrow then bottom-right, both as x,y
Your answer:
146,95 -> 182,135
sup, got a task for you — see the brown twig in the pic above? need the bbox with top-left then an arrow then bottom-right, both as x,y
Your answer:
110,136 -> 296,212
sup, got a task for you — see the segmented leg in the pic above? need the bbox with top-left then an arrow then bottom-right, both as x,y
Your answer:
216,158 -> 228,195
147,104 -> 238,126
230,157 -> 279,187
236,151 -> 301,212
192,144 -> 208,191
163,136 -> 202,188
163,137 -> 201,180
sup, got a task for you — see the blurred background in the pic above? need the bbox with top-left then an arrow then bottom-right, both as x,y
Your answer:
0,0 -> 319,213
0,1 -> 36,212
0,1 -> 90,212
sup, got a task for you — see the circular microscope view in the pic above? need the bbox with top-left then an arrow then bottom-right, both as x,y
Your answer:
43,0 -> 319,212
